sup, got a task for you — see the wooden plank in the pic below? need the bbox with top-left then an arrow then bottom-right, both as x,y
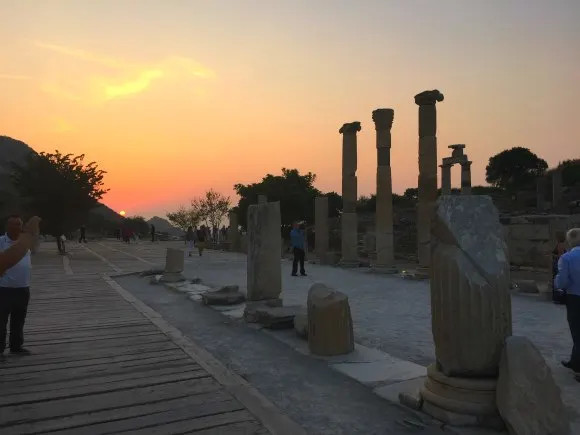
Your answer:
0,377 -> 221,427
0,368 -> 210,406
119,410 -> 256,435
195,421 -> 270,434
48,400 -> 245,435
0,349 -> 188,376
23,323 -> 159,340
1,355 -> 194,386
24,319 -> 149,333
2,390 -> 234,435
24,330 -> 161,346
23,333 -> 168,354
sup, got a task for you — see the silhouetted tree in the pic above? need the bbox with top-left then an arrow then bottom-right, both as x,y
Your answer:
558,159 -> 580,187
166,205 -> 202,232
11,150 -> 108,252
485,147 -> 547,191
123,216 -> 150,236
197,189 -> 231,229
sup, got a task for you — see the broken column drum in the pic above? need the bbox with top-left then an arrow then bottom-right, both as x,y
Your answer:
246,201 -> 282,301
415,90 -> 444,270
421,195 -> 512,429
161,248 -> 185,282
372,108 -> 396,273
339,121 -> 361,267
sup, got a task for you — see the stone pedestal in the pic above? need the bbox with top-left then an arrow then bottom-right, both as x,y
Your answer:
228,211 -> 240,251
415,90 -> 444,271
440,164 -> 452,195
371,109 -> 397,274
415,195 -> 512,428
552,169 -> 563,206
339,122 -> 361,267
314,196 -> 329,262
246,201 -> 282,301
460,161 -> 472,195
161,248 -> 185,282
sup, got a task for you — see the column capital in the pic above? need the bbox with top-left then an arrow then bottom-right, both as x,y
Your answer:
339,122 -> 361,135
439,163 -> 453,168
372,109 -> 394,131
461,161 -> 473,168
414,89 -> 444,106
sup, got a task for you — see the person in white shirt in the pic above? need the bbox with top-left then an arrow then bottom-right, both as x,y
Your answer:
0,215 -> 39,360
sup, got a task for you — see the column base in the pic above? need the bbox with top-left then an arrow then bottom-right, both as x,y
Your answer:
370,264 -> 398,274
417,364 -> 505,430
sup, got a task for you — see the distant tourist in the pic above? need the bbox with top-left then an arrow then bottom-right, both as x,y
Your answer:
553,231 -> 568,304
0,215 -> 40,361
554,228 -> 580,380
185,226 -> 195,257
196,226 -> 207,256
290,221 -> 307,277
115,228 -> 121,241
78,224 -> 87,244
122,227 -> 132,244
150,224 -> 156,243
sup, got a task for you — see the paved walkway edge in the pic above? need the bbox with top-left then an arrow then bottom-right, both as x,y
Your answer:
102,274 -> 307,435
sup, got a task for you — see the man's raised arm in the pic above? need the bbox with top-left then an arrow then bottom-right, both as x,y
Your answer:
0,216 -> 41,275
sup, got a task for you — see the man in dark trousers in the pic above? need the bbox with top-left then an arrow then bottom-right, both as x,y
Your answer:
151,224 -> 156,243
0,215 -> 41,361
78,224 -> 87,243
290,221 -> 307,277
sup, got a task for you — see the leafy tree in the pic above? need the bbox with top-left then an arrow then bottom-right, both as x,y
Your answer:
233,168 -> 323,229
558,159 -> 580,187
11,150 -> 108,251
166,205 -> 202,231
197,189 -> 231,229
485,147 -> 548,191
123,216 -> 150,236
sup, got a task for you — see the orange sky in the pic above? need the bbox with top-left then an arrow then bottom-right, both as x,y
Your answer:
2,0 -> 580,218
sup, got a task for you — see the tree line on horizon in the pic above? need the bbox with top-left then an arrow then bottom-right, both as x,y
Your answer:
6,144 -> 579,248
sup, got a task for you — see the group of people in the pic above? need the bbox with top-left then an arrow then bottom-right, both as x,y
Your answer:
185,225 -> 208,257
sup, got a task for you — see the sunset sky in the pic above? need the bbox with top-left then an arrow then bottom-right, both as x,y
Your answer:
2,0 -> 579,218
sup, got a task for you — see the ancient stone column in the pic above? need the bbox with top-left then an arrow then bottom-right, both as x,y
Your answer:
339,121 -> 361,267
440,164 -> 452,195
160,248 -> 185,282
258,195 -> 267,204
315,196 -> 329,263
371,109 -> 396,273
228,211 -> 240,251
415,90 -> 444,273
246,201 -> 282,301
460,161 -> 472,195
420,195 -> 512,429
536,177 -> 546,210
552,169 -> 563,206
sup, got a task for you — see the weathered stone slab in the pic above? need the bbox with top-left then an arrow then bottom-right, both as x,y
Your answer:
243,302 -> 301,330
246,201 -> 282,301
307,283 -> 354,356
201,285 -> 246,306
496,336 -> 570,435
431,195 -> 512,377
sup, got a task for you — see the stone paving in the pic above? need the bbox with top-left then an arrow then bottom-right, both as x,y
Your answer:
83,240 -> 579,431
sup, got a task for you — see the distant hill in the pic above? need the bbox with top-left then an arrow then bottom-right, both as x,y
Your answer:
148,216 -> 182,236
0,135 -> 122,224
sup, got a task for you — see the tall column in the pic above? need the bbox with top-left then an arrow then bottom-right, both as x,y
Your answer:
440,164 -> 452,195
315,196 -> 329,263
460,161 -> 472,195
247,201 -> 282,301
415,90 -> 444,272
372,109 -> 396,273
339,121 -> 361,267
552,169 -> 563,206
228,211 -> 240,251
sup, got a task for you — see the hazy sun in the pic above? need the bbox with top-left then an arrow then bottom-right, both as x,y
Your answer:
119,210 -> 126,216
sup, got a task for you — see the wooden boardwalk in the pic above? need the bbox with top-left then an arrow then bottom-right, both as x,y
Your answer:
0,242 -> 294,435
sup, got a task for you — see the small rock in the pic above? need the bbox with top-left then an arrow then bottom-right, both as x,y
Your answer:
398,390 -> 423,411
294,309 -> 308,338
140,267 -> 165,277
496,336 -> 570,435
201,285 -> 246,306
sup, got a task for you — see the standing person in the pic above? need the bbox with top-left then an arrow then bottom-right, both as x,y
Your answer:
185,226 -> 195,257
78,224 -> 87,243
290,221 -> 307,277
0,215 -> 41,361
555,228 -> 580,379
196,225 -> 206,257
150,224 -> 156,243
553,231 -> 568,304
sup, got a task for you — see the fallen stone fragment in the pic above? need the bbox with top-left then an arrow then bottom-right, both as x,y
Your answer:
201,285 -> 246,306
140,267 -> 165,277
398,390 -> 423,411
244,302 -> 301,329
496,336 -> 570,435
